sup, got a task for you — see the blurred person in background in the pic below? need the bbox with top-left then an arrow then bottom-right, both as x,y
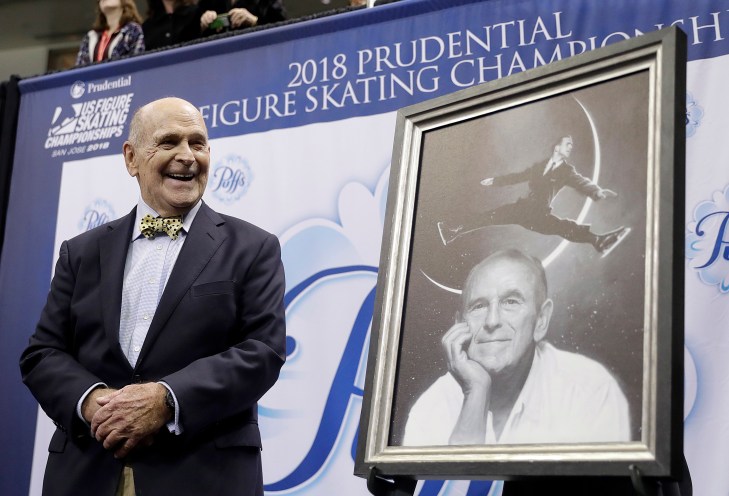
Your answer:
199,0 -> 285,35
76,0 -> 145,66
143,0 -> 204,50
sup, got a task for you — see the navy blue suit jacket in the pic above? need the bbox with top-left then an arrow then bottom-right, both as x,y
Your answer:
20,202 -> 286,496
493,160 -> 601,209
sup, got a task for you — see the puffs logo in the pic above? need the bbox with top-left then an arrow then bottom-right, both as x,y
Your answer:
686,92 -> 704,138
45,93 -> 134,149
210,155 -> 252,205
78,199 -> 116,233
687,184 -> 729,293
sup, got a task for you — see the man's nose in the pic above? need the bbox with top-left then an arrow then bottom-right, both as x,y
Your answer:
175,142 -> 195,165
483,305 -> 501,330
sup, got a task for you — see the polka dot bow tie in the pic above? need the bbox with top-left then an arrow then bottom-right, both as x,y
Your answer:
140,214 -> 183,240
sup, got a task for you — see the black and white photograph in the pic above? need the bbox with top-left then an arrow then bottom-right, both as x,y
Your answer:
355,27 -> 685,479
390,73 -> 648,447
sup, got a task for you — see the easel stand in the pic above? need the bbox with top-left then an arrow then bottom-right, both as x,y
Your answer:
629,464 -> 683,496
365,463 -> 689,496
502,465 -> 686,496
366,467 -> 416,496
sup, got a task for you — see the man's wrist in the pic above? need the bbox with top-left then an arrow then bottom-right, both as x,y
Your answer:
164,389 -> 175,412
79,383 -> 109,424
157,382 -> 181,431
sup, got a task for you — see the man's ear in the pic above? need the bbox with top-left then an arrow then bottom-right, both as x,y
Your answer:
533,298 -> 553,342
123,141 -> 138,177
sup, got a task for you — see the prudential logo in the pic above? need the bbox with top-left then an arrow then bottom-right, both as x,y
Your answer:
70,81 -> 86,99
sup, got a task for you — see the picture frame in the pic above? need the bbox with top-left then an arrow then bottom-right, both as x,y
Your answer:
355,26 -> 686,481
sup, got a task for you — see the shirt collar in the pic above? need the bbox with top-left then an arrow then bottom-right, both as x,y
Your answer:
545,157 -> 564,172
131,198 -> 203,241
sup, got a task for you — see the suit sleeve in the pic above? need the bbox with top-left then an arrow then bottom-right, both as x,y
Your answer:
160,232 -> 286,437
492,163 -> 539,187
564,164 -> 601,200
19,241 -> 108,438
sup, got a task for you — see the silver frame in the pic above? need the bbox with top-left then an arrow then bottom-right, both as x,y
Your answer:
355,27 -> 686,480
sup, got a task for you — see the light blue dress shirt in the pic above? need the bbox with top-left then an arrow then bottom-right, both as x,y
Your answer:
119,199 -> 201,367
76,199 -> 202,435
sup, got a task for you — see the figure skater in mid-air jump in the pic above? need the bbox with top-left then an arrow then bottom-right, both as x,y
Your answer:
437,136 -> 630,256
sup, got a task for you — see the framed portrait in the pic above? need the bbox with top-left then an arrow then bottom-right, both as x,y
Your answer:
355,27 -> 686,480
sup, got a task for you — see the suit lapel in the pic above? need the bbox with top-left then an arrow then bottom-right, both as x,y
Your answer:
99,208 -> 136,365
136,203 -> 227,367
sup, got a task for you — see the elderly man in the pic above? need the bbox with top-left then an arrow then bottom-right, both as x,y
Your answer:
437,136 -> 630,257
403,249 -> 630,446
20,97 -> 286,496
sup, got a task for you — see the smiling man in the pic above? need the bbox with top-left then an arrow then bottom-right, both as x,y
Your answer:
402,249 -> 630,446
20,97 -> 286,496
124,98 -> 210,217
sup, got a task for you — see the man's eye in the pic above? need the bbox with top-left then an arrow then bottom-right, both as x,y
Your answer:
468,303 -> 486,315
502,298 -> 521,307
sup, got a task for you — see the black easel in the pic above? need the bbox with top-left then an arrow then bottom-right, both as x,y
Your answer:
630,464 -> 687,496
630,464 -> 663,496
502,464 -> 689,496
366,467 -> 416,496
366,459 -> 690,496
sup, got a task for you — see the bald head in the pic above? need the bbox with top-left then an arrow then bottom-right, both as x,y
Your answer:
128,97 -> 207,148
463,249 -> 548,313
123,97 -> 210,217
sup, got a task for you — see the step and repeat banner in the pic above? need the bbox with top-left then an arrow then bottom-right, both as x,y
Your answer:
1,1 -> 729,495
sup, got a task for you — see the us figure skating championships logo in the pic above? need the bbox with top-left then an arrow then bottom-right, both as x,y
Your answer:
46,93 -> 134,149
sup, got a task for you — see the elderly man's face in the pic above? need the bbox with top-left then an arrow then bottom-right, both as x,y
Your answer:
124,98 -> 210,217
463,258 -> 545,376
